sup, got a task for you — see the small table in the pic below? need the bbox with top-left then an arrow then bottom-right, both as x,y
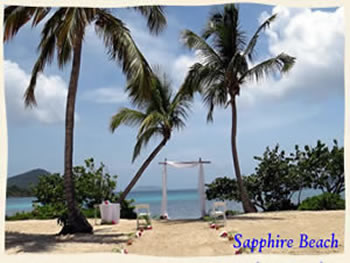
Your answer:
96,203 -> 120,224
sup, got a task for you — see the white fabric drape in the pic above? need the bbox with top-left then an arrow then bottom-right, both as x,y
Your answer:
161,160 -> 206,218
161,163 -> 168,217
166,161 -> 199,168
198,163 -> 206,217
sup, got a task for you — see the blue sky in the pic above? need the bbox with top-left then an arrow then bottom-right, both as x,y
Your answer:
4,4 -> 344,191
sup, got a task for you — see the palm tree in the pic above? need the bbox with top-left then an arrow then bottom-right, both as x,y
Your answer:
181,4 -> 295,213
4,6 -> 166,234
110,73 -> 192,202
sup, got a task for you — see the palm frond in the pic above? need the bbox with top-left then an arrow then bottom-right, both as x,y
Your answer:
24,31 -> 57,107
202,10 -> 223,40
243,13 -> 277,61
110,108 -> 146,132
218,4 -> 246,62
239,53 -> 296,83
227,52 -> 248,77
95,10 -> 153,104
138,111 -> 165,135
169,92 -> 191,129
203,82 -> 227,122
132,127 -> 162,162
183,63 -> 224,97
201,4 -> 246,66
132,6 -> 167,35
4,6 -> 50,41
32,7 -> 51,26
181,30 -> 222,67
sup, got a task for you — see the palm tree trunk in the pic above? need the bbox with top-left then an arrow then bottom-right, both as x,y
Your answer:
230,96 -> 257,213
118,138 -> 167,202
59,35 -> 93,235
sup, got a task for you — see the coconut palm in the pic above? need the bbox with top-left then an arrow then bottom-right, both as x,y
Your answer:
4,6 -> 166,234
110,73 -> 192,202
181,4 -> 295,213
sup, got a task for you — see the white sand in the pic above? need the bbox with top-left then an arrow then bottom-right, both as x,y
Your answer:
5,210 -> 344,256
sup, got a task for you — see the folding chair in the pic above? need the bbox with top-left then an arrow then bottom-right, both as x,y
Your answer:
211,201 -> 227,226
135,204 -> 152,229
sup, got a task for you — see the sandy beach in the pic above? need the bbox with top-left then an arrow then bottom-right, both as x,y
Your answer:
5,210 -> 344,256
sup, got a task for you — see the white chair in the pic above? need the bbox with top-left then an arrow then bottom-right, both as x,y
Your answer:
135,204 -> 151,229
211,201 -> 227,226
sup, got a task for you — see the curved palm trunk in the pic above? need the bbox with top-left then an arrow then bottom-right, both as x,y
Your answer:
231,96 -> 257,213
118,138 -> 167,202
59,35 -> 93,235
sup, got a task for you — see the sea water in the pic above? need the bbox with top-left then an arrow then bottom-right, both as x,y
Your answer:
5,189 -> 242,218
5,197 -> 36,216
5,188 -> 330,218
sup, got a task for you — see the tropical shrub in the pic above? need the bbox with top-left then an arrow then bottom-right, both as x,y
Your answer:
206,146 -> 299,211
206,140 -> 344,212
298,193 -> 345,211
292,140 -> 344,195
206,177 -> 239,201
5,211 -> 34,221
31,158 -> 136,219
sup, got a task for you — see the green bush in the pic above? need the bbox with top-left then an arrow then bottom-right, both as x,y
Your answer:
82,208 -> 100,218
298,193 -> 345,211
27,158 -> 137,221
6,211 -> 34,221
205,140 -> 344,212
114,194 -> 136,219
225,210 -> 241,216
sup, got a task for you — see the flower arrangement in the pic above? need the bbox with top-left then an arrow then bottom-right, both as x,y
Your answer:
220,231 -> 228,238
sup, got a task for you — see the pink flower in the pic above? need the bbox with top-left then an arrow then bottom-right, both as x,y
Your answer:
112,220 -> 116,224
104,200 -> 109,205
210,223 -> 216,229
220,231 -> 228,237
123,249 -> 128,254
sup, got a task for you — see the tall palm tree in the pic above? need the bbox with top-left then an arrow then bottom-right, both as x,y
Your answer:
110,73 -> 192,202
4,6 -> 166,234
181,4 -> 295,213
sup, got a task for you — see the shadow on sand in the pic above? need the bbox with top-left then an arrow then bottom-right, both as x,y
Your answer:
158,215 -> 284,225
5,231 -> 128,253
228,215 -> 285,221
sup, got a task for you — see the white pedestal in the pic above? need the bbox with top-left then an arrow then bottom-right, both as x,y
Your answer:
99,203 -> 120,224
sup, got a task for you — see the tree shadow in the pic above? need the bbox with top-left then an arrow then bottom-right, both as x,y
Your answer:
229,215 -> 284,221
5,231 -> 129,253
159,218 -> 204,225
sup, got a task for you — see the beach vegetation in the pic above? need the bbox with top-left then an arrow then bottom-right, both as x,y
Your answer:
298,193 -> 345,211
291,139 -> 344,195
206,140 -> 344,211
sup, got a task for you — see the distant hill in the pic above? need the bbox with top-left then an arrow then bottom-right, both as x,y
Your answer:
7,169 -> 50,197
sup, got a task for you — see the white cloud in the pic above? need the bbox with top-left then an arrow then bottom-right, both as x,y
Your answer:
239,7 -> 344,108
5,60 -> 69,124
82,87 -> 128,104
172,53 -> 199,88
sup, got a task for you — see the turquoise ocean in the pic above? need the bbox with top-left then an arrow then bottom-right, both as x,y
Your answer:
5,188 -> 324,219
